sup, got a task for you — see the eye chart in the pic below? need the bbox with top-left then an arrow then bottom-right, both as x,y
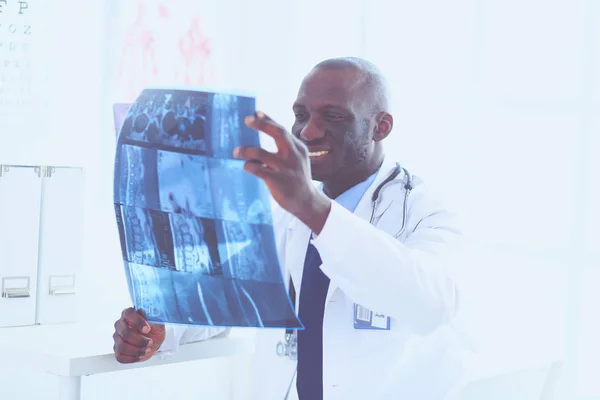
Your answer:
0,1 -> 51,135
1,2 -> 29,127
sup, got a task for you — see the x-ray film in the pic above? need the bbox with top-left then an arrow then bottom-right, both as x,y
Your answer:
113,88 -> 302,329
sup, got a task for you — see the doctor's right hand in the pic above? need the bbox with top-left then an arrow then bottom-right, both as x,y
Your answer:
113,307 -> 166,363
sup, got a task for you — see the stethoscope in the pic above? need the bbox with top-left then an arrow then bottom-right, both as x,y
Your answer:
369,162 -> 413,238
277,162 -> 413,398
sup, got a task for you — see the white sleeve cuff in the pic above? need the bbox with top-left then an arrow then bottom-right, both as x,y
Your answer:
157,325 -> 231,358
156,325 -> 182,357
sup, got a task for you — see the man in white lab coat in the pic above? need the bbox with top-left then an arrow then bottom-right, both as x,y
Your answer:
112,57 -> 471,399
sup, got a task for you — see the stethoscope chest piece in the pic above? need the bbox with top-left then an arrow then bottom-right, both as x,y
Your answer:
276,331 -> 298,360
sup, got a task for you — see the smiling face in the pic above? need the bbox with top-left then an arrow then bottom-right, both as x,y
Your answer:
291,67 -> 388,191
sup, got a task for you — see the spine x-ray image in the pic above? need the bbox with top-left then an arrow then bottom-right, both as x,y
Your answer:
113,88 -> 302,329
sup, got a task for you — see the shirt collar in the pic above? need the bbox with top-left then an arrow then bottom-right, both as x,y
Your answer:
334,170 -> 380,212
316,167 -> 381,213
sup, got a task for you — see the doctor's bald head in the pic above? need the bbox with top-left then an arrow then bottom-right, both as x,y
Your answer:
292,57 -> 393,189
312,57 -> 391,116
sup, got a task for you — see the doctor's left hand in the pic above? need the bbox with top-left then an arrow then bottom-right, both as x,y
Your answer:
234,111 -> 331,234
113,308 -> 165,364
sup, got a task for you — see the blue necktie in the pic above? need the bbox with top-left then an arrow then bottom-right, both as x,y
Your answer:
296,242 -> 329,399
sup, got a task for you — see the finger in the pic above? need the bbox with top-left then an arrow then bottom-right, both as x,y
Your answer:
254,110 -> 274,123
245,111 -> 293,154
115,319 -> 153,348
135,309 -> 165,332
243,160 -> 276,180
254,111 -> 305,149
122,307 -> 151,334
113,333 -> 151,358
233,146 -> 279,167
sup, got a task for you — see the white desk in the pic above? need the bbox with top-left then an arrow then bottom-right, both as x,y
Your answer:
0,322 -> 255,400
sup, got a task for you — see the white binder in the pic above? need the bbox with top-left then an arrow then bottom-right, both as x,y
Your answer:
35,166 -> 85,325
0,165 -> 43,327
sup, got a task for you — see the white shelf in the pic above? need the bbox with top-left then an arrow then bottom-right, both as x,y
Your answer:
0,322 -> 255,399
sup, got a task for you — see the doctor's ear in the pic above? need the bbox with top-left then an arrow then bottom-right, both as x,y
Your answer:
373,112 -> 393,142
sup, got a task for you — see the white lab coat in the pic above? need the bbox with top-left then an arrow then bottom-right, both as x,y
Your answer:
159,157 -> 473,399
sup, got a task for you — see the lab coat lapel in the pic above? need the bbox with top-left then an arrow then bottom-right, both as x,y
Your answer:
353,157 -> 399,225
285,217 -> 311,307
324,158 -> 399,303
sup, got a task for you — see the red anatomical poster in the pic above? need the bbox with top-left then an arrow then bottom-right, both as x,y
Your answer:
107,0 -> 218,104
